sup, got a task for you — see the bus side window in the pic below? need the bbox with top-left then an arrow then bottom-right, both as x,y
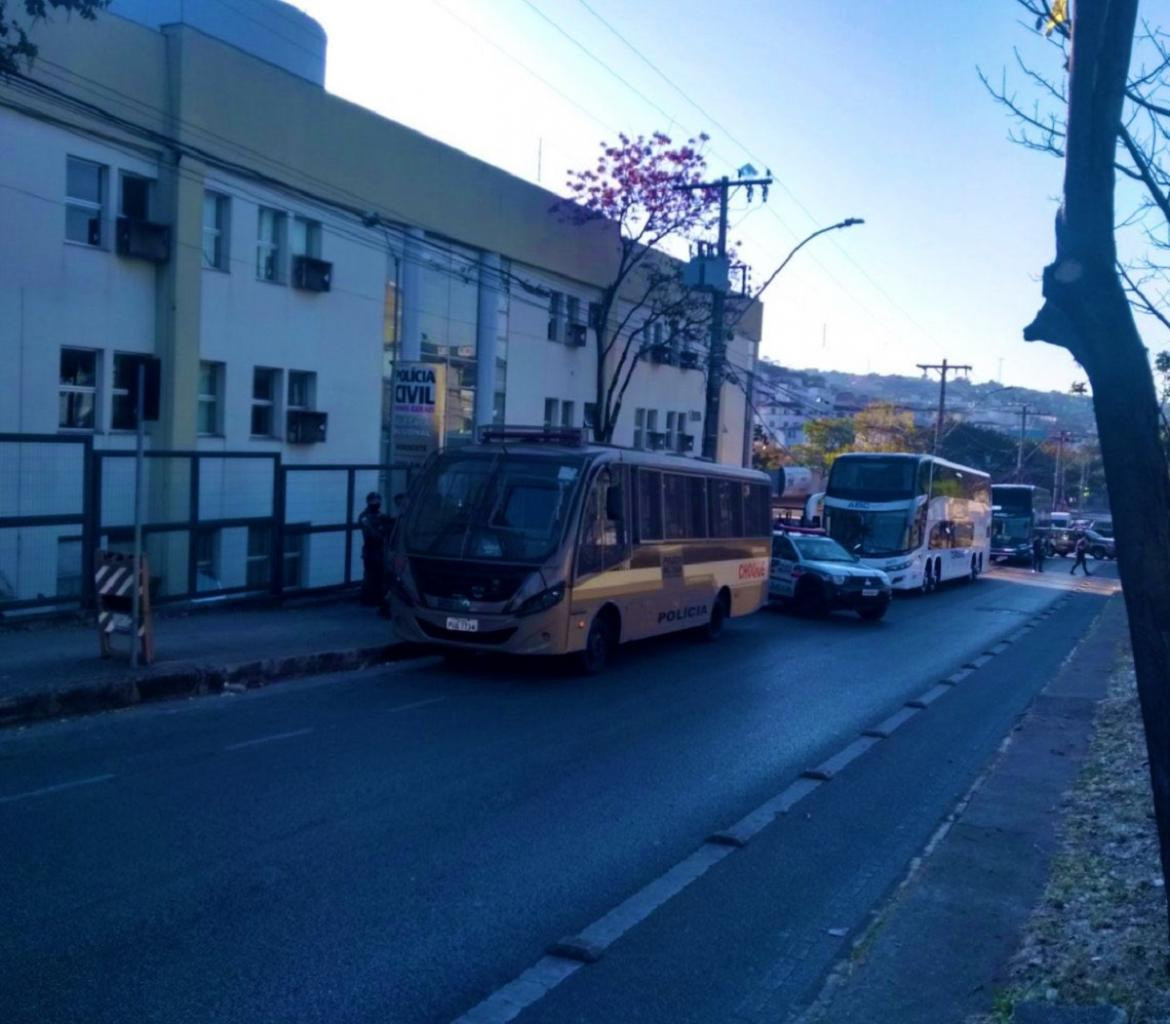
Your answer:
577,468 -> 628,578
929,521 -> 954,549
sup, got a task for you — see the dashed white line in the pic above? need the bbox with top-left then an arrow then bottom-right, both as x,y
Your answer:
0,773 -> 116,805
225,727 -> 314,751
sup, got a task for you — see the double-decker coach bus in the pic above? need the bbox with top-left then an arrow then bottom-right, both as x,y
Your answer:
822,452 -> 992,592
385,427 -> 773,672
991,484 -> 1052,563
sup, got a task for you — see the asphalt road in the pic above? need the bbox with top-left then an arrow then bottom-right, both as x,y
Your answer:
0,560 -> 1121,1024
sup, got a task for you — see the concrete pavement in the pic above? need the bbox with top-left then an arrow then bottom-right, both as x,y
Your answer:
0,562 -> 1118,1023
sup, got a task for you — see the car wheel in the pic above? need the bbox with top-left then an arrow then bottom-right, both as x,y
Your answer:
577,614 -> 615,675
1090,545 -> 1106,561
796,579 -> 829,617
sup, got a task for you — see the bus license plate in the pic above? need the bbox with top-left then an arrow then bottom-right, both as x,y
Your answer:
861,589 -> 879,598
446,616 -> 478,633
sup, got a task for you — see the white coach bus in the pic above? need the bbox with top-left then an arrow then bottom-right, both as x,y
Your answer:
386,427 -> 773,672
822,452 -> 992,592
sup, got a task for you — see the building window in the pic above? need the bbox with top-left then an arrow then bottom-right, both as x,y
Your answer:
119,173 -> 152,221
194,529 -> 221,591
633,407 -> 645,449
198,361 -> 223,435
584,402 -> 598,434
561,400 -> 575,428
251,367 -> 280,437
202,192 -> 229,270
646,409 -> 659,448
291,216 -> 321,259
246,526 -> 271,588
288,370 -> 315,411
547,291 -> 562,341
57,537 -> 83,597
65,156 -> 105,246
543,398 -> 559,428
256,207 -> 286,282
111,353 -> 140,431
566,296 -> 580,327
665,411 -> 676,451
283,532 -> 304,588
59,348 -> 99,430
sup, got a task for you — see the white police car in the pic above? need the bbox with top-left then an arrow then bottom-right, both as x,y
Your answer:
770,529 -> 893,621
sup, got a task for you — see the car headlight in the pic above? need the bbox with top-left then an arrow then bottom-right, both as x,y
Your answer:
828,573 -> 846,586
515,582 -> 565,617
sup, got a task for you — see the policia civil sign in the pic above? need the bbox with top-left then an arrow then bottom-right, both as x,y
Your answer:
389,362 -> 446,467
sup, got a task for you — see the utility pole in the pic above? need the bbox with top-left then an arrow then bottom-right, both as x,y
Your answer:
917,359 -> 972,454
678,171 -> 772,461
1015,404 -> 1029,481
1053,430 -> 1072,510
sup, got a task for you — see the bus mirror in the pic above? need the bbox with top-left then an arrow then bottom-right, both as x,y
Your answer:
606,485 -> 624,521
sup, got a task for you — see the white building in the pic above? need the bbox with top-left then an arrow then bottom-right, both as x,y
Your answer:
0,0 -> 761,610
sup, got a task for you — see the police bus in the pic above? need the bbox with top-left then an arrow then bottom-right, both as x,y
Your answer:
386,427 -> 773,672
822,452 -> 992,592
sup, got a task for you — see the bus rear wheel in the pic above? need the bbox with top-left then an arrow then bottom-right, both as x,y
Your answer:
920,564 -> 934,594
701,592 -> 730,640
577,614 -> 616,675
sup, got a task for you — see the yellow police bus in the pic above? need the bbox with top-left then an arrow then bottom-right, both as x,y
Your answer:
386,427 -> 773,672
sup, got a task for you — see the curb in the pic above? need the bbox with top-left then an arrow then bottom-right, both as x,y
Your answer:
0,642 -> 434,728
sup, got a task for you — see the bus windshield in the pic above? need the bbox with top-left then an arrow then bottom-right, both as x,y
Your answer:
826,507 -> 913,556
827,457 -> 918,501
993,514 -> 1032,545
403,453 -> 585,563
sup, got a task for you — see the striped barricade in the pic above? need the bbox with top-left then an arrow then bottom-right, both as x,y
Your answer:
94,550 -> 154,664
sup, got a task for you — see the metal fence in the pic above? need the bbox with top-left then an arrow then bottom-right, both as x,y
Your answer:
0,434 -> 413,618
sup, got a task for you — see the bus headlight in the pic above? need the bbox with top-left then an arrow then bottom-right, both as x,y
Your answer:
886,559 -> 912,572
515,582 -> 565,617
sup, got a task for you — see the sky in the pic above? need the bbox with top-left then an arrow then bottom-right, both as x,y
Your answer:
287,0 -> 1106,393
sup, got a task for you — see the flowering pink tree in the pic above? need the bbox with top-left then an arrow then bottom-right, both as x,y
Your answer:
561,133 -> 723,444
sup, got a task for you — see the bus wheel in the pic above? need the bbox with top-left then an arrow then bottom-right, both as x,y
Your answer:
969,556 -> 978,582
920,564 -> 933,595
577,614 -> 616,675
701,592 -> 730,639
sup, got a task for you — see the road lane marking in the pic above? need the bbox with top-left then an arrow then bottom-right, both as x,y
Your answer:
386,696 -> 446,714
0,773 -> 115,805
225,728 -> 314,751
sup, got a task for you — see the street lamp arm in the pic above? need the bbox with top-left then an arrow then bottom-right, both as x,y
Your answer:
728,218 -> 864,330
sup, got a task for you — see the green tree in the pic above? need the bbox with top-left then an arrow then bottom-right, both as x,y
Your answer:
852,402 -> 928,453
0,0 -> 109,75
791,417 -> 855,476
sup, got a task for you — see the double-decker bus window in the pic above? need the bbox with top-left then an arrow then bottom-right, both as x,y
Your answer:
636,468 -> 663,542
709,479 -> 743,538
828,456 -> 917,500
929,521 -> 954,549
663,474 -> 691,539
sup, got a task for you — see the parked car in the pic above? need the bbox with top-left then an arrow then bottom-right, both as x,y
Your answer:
1045,526 -> 1076,557
769,529 -> 893,621
1084,528 -> 1116,560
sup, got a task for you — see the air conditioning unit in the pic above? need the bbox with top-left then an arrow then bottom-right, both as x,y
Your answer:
678,433 -> 696,453
647,343 -> 675,366
678,349 -> 700,370
565,323 -> 587,347
647,431 -> 666,450
115,217 -> 170,264
292,255 -> 333,292
287,409 -> 328,444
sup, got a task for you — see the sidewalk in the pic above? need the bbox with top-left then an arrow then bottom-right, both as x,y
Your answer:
799,593 -> 1131,1024
0,599 -> 425,726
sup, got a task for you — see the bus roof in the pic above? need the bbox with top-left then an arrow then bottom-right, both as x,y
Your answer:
435,440 -> 770,483
829,451 -> 991,480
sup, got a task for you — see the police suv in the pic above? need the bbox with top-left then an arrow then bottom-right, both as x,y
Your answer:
769,528 -> 893,621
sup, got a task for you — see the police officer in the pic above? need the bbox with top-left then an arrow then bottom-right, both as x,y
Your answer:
358,491 -> 389,606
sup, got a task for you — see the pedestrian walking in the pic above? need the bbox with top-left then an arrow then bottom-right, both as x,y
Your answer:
1031,535 -> 1046,573
1070,533 -> 1092,576
358,491 -> 389,606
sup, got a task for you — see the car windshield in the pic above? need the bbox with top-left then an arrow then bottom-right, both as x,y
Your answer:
403,453 -> 584,562
993,515 -> 1032,545
826,507 -> 913,556
792,535 -> 858,564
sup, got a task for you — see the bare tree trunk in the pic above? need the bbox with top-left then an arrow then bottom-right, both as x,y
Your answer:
1025,0 -> 1170,942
